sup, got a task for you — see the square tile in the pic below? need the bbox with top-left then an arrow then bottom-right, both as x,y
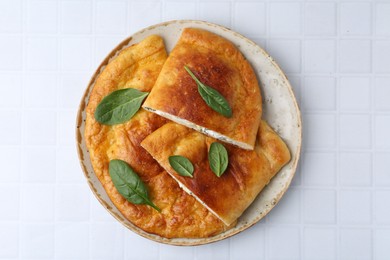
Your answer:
91,196 -> 113,222
0,184 -> 19,221
27,0 -> 57,33
22,146 -> 56,183
340,115 -> 371,149
304,3 -> 336,36
267,188 -> 300,224
339,190 -> 371,224
339,77 -> 371,111
290,164 -> 302,187
95,36 -> 124,65
339,40 -> 371,73
267,40 -> 301,73
303,77 -> 335,111
25,73 -> 57,108
303,228 -> 336,260
375,229 -> 390,260
0,73 -> 22,107
231,224 -> 265,260
58,110 -> 76,145
304,40 -> 335,73
56,184 -> 90,221
195,239 -> 230,260
0,146 -> 20,182
130,2 -> 161,33
60,1 -> 92,34
0,223 -> 18,258
303,152 -> 336,186
304,114 -> 336,149
57,146 -> 84,183
375,191 -> 390,224
23,110 -> 56,145
90,222 -> 124,259
340,3 -> 371,35
159,244 -> 194,260
0,36 -> 22,70
55,223 -> 89,259
268,227 -> 300,260
0,0 -> 22,32
374,153 -> 390,186
185,3 -> 217,28
233,2 -> 265,36
375,115 -> 390,149
340,229 -> 372,260
375,3 -> 390,35
374,41 -> 390,73
374,77 -> 390,111
340,152 -> 371,187
199,2 -> 231,28
0,111 -> 21,145
21,184 -> 54,221
303,189 -> 336,224
124,230 -> 159,260
269,3 -> 301,35
60,37 -> 92,70
27,37 -> 58,70
59,73 -> 89,109
96,1 -> 127,34
21,223 -> 54,259
164,1 -> 197,21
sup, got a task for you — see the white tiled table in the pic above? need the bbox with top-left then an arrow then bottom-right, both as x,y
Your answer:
0,0 -> 389,259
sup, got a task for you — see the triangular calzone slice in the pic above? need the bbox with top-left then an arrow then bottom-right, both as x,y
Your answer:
141,120 -> 291,225
143,28 -> 262,150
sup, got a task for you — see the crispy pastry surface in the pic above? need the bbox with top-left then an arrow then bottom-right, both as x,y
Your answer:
141,121 -> 291,225
85,35 -> 229,238
143,28 -> 262,150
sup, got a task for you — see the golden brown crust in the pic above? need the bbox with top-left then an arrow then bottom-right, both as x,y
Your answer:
84,35 -> 229,238
143,28 -> 262,150
141,120 -> 291,225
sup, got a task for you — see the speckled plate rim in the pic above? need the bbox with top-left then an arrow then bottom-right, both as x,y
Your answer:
76,20 -> 302,246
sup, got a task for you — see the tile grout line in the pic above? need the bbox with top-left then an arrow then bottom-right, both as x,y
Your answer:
18,0 -> 27,258
335,1 -> 341,259
54,0 -> 61,258
370,2 -> 376,259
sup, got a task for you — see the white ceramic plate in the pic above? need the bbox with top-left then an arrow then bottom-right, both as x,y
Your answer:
76,20 -> 302,246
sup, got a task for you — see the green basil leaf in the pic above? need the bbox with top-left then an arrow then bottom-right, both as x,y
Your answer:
168,155 -> 194,178
208,142 -> 229,177
184,66 -> 232,118
94,88 -> 149,125
109,159 -> 160,212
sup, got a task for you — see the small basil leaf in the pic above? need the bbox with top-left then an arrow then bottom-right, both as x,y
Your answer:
208,142 -> 229,177
184,66 -> 232,118
95,88 -> 149,125
168,155 -> 194,178
109,159 -> 160,212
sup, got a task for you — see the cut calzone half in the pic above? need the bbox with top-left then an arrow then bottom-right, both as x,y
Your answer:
141,120 -> 291,226
143,28 -> 262,150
